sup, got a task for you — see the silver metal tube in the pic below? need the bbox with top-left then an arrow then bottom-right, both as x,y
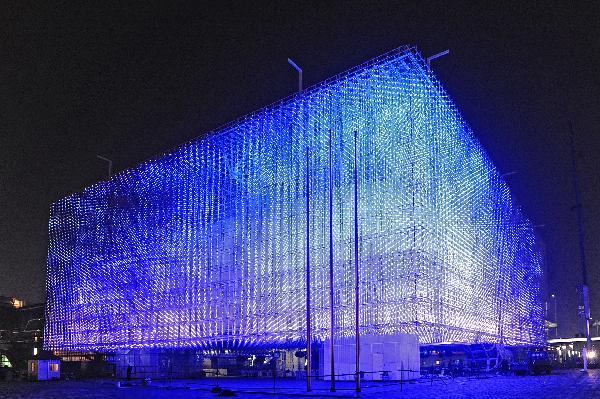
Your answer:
329,129 -> 335,392
305,146 -> 312,392
354,130 -> 360,393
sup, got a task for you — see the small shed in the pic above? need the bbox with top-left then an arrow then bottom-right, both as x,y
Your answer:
28,353 -> 61,381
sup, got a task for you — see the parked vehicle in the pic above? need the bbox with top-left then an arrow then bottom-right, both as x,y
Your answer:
511,348 -> 552,375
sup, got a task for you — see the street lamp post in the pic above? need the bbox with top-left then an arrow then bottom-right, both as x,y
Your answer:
569,121 -> 592,371
96,155 -> 113,179
426,49 -> 450,69
287,58 -> 303,92
291,58 -> 308,391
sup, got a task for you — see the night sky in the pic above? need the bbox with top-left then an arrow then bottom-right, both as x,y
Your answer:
2,2 -> 599,337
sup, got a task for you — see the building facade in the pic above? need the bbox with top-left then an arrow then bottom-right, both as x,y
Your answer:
0,296 -> 44,371
44,47 -> 544,352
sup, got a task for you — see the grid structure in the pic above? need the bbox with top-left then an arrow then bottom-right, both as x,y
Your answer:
44,47 -> 544,351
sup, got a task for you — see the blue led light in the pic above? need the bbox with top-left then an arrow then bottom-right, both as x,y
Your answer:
44,47 -> 544,351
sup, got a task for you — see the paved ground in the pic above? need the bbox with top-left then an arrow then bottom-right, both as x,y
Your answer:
1,369 -> 599,398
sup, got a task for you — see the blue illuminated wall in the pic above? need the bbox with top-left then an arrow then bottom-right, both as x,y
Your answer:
44,47 -> 544,351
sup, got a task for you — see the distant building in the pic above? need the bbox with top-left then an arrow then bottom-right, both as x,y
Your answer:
0,295 -> 23,309
27,353 -> 61,381
0,296 -> 44,371
547,337 -> 599,367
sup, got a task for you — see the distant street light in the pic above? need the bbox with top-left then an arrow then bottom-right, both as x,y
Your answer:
568,122 -> 592,371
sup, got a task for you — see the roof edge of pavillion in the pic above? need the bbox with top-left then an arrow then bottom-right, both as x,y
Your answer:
56,44 -> 537,237
57,45 -> 430,200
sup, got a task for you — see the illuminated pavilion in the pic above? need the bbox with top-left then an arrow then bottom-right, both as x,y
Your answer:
44,46 -> 544,352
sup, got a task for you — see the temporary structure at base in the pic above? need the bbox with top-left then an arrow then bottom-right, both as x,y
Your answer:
322,334 -> 420,381
28,353 -> 61,381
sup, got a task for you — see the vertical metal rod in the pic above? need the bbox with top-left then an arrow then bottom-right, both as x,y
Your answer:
569,122 -> 588,286
569,121 -> 592,355
553,294 -> 558,337
305,146 -> 312,392
353,130 -> 361,393
555,301 -> 558,337
328,129 -> 336,392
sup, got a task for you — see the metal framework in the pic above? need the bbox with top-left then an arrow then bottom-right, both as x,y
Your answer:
44,46 -> 544,351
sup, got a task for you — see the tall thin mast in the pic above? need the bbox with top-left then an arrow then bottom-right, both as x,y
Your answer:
353,130 -> 361,393
569,121 -> 592,358
305,146 -> 312,391
328,129 -> 336,392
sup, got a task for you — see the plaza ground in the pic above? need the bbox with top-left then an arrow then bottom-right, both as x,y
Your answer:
1,369 -> 599,398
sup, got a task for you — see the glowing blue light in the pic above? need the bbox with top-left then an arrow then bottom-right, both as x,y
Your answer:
44,46 -> 544,351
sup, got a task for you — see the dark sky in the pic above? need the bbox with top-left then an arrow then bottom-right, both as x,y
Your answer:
2,2 -> 599,337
